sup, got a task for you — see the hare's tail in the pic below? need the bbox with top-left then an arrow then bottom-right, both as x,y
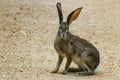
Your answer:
94,64 -> 101,72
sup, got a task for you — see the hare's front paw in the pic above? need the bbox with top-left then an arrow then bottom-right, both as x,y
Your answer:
50,70 -> 58,73
60,70 -> 67,75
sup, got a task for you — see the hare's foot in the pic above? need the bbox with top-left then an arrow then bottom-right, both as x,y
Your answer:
60,69 -> 68,75
77,71 -> 94,76
50,70 -> 58,73
68,67 -> 83,73
77,71 -> 88,76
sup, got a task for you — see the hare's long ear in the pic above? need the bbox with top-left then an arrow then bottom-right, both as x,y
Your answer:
56,2 -> 63,24
67,7 -> 83,26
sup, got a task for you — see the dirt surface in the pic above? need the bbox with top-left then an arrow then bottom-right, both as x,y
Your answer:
0,0 -> 120,80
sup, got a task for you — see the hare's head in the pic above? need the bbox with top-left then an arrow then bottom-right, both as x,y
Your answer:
56,2 -> 83,39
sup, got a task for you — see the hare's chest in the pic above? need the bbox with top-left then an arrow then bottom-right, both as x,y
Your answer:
54,40 -> 74,56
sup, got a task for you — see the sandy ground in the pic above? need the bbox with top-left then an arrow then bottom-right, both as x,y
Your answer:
0,0 -> 120,80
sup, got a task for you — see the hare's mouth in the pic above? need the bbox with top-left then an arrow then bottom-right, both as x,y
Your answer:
59,36 -> 69,40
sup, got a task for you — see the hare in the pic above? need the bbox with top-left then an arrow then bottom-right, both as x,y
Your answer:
51,2 -> 100,76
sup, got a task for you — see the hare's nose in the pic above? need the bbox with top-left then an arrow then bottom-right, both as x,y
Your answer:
63,33 -> 65,37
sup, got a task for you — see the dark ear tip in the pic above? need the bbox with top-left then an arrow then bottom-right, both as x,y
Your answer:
57,2 -> 61,6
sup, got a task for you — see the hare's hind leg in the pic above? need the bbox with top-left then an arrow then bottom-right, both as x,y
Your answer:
78,62 -> 94,76
51,55 -> 64,73
78,51 -> 94,76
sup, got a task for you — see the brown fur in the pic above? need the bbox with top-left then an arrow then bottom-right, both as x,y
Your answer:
51,2 -> 100,76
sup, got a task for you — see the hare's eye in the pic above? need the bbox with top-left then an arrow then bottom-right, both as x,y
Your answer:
59,27 -> 62,32
66,27 -> 69,32
66,29 -> 69,32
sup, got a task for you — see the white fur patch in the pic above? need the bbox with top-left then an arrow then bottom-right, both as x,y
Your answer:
94,64 -> 101,72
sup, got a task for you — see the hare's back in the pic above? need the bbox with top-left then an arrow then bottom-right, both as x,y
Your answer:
72,35 -> 99,57
72,35 -> 94,49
